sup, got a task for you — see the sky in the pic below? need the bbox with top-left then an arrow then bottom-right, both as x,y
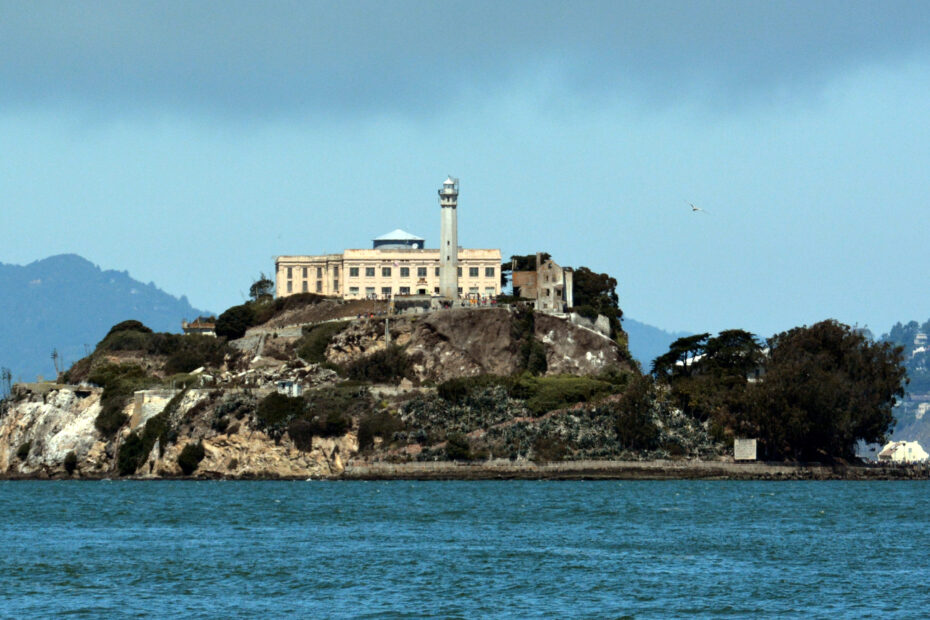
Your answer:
2,0 -> 930,339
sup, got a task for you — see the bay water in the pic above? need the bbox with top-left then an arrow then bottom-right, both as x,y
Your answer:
0,480 -> 927,618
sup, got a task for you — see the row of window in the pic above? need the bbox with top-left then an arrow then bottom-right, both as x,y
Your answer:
284,266 -> 339,279
348,286 -> 498,297
347,266 -> 496,278
285,280 -> 339,293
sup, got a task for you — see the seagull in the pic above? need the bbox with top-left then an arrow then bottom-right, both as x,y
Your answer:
688,201 -> 709,214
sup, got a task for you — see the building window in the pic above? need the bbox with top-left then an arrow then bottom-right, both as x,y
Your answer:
469,267 -> 479,277
365,267 -> 375,277
381,286 -> 392,297
316,280 -> 323,293
417,267 -> 427,277
287,267 -> 292,279
457,287 -> 463,295
302,281 -> 308,293
317,267 -> 323,278
434,287 -> 440,294
400,267 -> 410,277
457,267 -> 462,277
302,267 -> 307,278
349,286 -> 359,295
350,267 -> 359,277
485,287 -> 496,297
418,288 -> 427,295
382,267 -> 391,277
287,281 -> 292,293
333,266 -> 339,277
399,286 -> 410,295
365,287 -> 376,297
485,267 -> 495,278
469,287 -> 479,294
435,267 -> 440,276
333,280 -> 339,292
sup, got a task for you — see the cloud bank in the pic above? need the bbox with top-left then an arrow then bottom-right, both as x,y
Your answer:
3,0 -> 929,117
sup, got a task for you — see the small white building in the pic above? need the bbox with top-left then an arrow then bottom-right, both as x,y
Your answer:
877,440 -> 929,464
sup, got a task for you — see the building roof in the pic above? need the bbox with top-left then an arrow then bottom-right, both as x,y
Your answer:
878,440 -> 929,462
374,229 -> 424,241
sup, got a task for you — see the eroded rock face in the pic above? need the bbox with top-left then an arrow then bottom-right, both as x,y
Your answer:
405,308 -> 521,381
0,387 -> 108,476
0,383 -> 353,479
139,430 -> 356,479
327,307 -> 627,383
535,313 -> 624,376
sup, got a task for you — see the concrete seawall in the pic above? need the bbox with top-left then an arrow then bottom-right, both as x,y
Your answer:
342,459 -> 930,481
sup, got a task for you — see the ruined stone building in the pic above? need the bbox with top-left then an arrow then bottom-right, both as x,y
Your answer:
511,252 -> 574,313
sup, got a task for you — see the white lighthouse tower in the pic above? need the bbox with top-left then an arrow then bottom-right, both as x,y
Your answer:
438,176 -> 459,299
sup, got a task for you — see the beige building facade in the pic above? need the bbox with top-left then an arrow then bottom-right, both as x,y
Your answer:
511,252 -> 574,313
275,247 -> 501,300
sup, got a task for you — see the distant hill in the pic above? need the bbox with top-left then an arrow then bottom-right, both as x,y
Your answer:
0,254 -> 209,382
622,317 -> 691,369
879,319 -> 930,446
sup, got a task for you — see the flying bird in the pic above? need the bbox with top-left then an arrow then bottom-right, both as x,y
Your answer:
688,202 -> 708,214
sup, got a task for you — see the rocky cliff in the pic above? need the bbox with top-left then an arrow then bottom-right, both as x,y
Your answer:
1,304 -> 648,479
1,383 -> 354,479
252,307 -> 629,383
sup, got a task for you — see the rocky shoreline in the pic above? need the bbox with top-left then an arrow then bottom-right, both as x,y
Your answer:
4,459 -> 929,481
340,459 -> 930,480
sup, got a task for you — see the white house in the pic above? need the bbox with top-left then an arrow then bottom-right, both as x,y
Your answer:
877,440 -> 929,464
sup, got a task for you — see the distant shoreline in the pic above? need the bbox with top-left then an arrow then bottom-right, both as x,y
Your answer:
4,459 -> 929,481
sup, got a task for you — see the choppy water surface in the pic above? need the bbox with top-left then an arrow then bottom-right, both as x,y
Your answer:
0,480 -> 927,618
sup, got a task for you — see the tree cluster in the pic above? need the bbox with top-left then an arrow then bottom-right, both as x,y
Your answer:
571,267 -> 623,339
651,320 -> 906,460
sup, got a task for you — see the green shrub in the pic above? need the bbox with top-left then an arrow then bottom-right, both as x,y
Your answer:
95,405 -> 130,438
177,441 -> 205,475
16,440 -> 31,460
164,350 -> 208,374
445,432 -> 472,461
510,308 -> 548,375
255,292 -> 325,325
511,375 -> 614,415
346,346 -> 412,384
532,434 -> 569,462
437,374 -> 512,404
287,419 -> 316,451
89,364 -> 158,437
571,305 -> 599,322
318,410 -> 352,437
63,451 -> 78,475
118,432 -> 146,475
116,397 -> 177,476
215,303 -> 257,340
94,326 -> 229,375
163,373 -> 199,389
296,321 -> 349,364
212,416 -> 229,433
614,375 -> 660,451
98,329 -> 152,352
255,392 -> 305,438
104,320 -> 153,338
522,338 -> 548,375
357,411 -> 406,450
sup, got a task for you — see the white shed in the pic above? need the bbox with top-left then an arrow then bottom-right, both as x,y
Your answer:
877,440 -> 929,464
